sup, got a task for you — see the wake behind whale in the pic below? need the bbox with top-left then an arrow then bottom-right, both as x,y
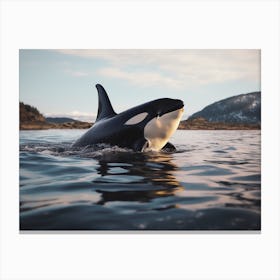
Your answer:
73,84 -> 184,152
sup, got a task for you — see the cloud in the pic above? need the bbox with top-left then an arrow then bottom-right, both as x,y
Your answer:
56,49 -> 260,89
64,69 -> 89,77
98,67 -> 183,89
45,111 -> 96,122
71,71 -> 89,77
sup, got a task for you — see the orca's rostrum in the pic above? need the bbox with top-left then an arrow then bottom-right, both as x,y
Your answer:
73,84 -> 184,152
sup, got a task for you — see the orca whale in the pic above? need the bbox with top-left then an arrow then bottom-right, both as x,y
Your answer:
72,84 -> 184,152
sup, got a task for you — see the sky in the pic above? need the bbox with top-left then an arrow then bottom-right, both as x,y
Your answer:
19,49 -> 261,121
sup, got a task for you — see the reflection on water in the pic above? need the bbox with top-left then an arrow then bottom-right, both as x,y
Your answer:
93,152 -> 183,207
20,130 -> 261,230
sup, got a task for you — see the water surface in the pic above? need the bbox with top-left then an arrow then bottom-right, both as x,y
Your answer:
20,129 -> 261,230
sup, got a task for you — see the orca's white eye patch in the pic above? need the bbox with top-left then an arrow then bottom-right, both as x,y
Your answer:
125,112 -> 148,125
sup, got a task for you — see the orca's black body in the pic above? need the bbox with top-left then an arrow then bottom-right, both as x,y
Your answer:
73,84 -> 184,152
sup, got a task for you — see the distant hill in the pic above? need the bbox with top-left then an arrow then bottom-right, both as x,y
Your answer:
20,102 -> 92,130
188,92 -> 261,124
46,117 -> 77,123
20,102 -> 45,122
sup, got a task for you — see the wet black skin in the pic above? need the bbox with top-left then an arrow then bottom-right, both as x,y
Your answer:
72,84 -> 184,151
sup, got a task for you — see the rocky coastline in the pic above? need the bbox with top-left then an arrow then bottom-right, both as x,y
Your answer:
20,121 -> 93,130
20,102 -> 260,131
178,117 -> 260,130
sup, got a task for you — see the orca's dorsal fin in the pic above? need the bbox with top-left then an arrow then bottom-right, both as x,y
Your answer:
95,84 -> 116,122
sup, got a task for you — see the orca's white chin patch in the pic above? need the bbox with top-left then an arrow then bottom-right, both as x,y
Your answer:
144,107 -> 184,151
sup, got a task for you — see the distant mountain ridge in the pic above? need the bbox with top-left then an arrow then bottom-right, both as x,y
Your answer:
189,92 -> 261,124
46,117 -> 77,123
20,102 -> 92,130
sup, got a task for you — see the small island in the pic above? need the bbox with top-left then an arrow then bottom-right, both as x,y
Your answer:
20,102 -> 93,130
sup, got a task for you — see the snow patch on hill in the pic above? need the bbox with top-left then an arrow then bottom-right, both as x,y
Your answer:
189,92 -> 261,124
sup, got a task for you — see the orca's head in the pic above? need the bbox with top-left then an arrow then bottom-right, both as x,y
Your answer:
124,98 -> 184,151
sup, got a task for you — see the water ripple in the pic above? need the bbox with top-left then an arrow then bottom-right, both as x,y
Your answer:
20,130 -> 261,230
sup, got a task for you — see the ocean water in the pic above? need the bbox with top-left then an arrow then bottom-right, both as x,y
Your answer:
20,129 -> 261,230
